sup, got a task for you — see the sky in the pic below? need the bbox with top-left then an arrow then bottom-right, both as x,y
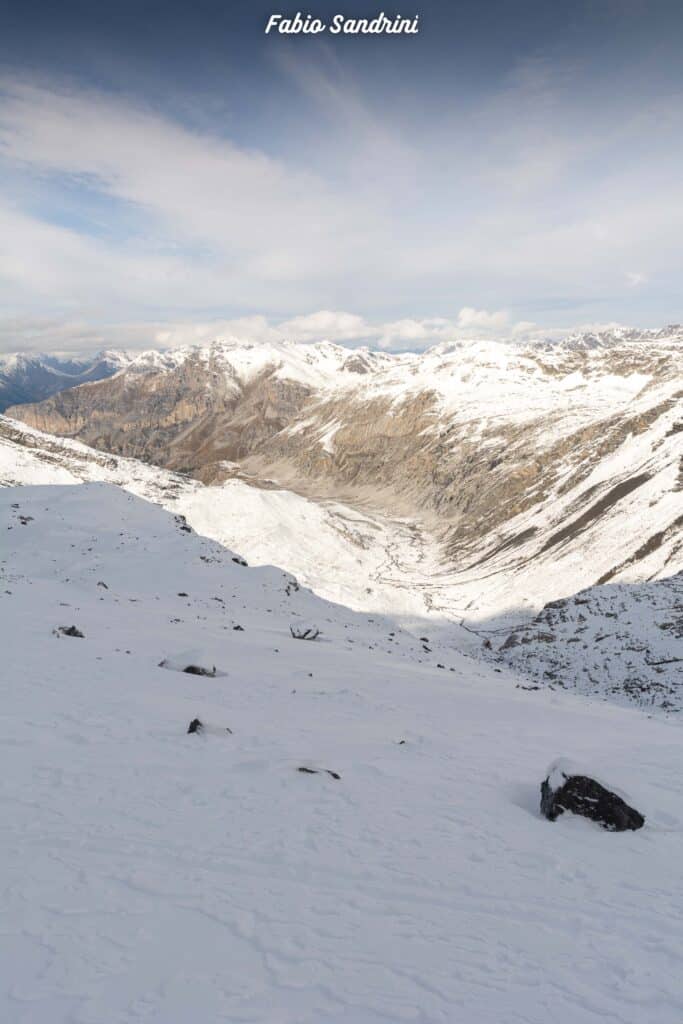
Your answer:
0,0 -> 682,352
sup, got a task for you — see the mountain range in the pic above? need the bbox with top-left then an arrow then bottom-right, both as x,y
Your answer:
0,350 -> 126,412
4,326 -> 681,625
1,324 -> 681,710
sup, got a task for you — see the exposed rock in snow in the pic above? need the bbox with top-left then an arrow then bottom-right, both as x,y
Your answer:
297,766 -> 341,780
158,650 -> 226,677
187,718 -> 233,736
493,576 -> 683,711
541,759 -> 645,831
54,624 -> 85,638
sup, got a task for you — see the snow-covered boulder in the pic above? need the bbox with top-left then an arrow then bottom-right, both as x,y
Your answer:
540,759 -> 645,831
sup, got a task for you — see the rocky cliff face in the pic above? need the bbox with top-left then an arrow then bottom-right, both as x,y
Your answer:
7,329 -> 682,605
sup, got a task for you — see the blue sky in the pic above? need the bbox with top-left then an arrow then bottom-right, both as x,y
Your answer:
0,0 -> 682,351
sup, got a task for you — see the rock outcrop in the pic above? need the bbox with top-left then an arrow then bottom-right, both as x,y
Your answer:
541,760 -> 645,831
495,575 -> 683,711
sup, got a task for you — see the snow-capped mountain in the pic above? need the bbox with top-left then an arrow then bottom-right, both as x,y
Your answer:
0,350 -> 128,412
5,327 -> 681,622
2,414 -> 681,711
2,480 -> 683,1024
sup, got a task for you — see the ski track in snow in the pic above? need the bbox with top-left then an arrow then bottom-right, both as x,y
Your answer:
2,484 -> 683,1023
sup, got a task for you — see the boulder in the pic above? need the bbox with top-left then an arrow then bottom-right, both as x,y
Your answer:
541,759 -> 644,831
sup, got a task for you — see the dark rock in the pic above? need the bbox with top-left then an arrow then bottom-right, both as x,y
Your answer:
56,625 -> 85,638
183,664 -> 216,677
232,556 -> 248,566
297,766 -> 340,780
540,761 -> 644,831
187,718 -> 204,734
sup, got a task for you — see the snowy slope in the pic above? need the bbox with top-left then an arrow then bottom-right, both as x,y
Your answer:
2,483 -> 683,1024
492,576 -> 683,712
0,415 -> 447,620
2,409 -> 680,625
6,327 -> 681,629
112,337 -> 395,390
2,414 -> 682,712
433,393 -> 682,622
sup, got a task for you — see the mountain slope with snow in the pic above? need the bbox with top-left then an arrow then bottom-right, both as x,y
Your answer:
2,413 -> 682,711
2,482 -> 683,1024
0,415 -> 451,622
492,575 -> 683,712
0,350 -> 127,412
6,328 -> 681,620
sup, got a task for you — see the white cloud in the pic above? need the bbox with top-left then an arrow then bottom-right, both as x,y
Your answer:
626,271 -> 647,288
0,61 -> 681,327
0,310 -> 665,357
154,317 -> 276,349
456,307 -> 509,330
0,316 -> 168,355
278,311 -> 371,342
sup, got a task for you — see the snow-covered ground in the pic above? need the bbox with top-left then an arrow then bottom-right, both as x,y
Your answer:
0,415 -> 446,620
491,575 -> 683,712
2,483 -> 683,1023
2,412 -> 680,630
2,415 -> 681,709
